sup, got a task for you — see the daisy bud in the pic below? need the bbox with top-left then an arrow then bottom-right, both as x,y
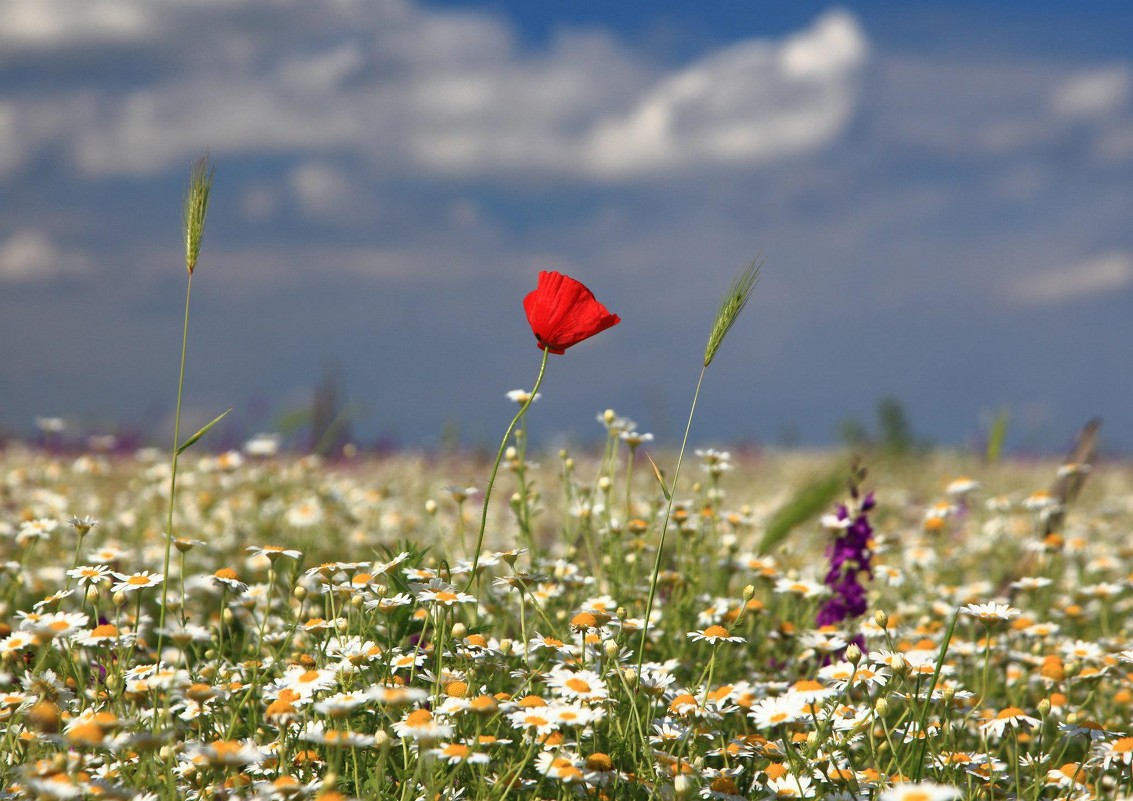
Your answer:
425,499 -> 437,515
510,493 -> 522,508
674,774 -> 696,799
498,639 -> 513,655
451,622 -> 467,639
374,730 -> 391,751
604,640 -> 619,659
565,458 -> 574,471
112,590 -> 127,607
350,595 -> 362,608
603,409 -> 616,425
558,448 -> 568,460
85,587 -> 100,604
874,610 -> 888,629
598,476 -> 611,491
294,586 -> 306,599
844,643 -> 862,665
874,697 -> 888,716
1038,698 -> 1051,716
159,745 -> 175,761
742,584 -> 755,601
505,446 -> 517,461
222,609 -> 234,624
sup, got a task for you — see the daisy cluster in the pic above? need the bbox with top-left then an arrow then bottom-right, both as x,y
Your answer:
0,435 -> 1132,800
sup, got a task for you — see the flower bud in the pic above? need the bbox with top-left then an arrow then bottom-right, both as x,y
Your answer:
425,499 -> 437,515
598,476 -> 611,491
844,644 -> 862,665
674,775 -> 696,799
742,584 -> 755,601
874,697 -> 888,716
451,622 -> 467,639
1038,698 -> 1051,716
874,610 -> 888,629
603,409 -> 616,425
294,586 -> 306,599
112,590 -> 127,607
604,640 -> 620,659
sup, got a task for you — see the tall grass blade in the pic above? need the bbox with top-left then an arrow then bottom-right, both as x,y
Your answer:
757,470 -> 843,554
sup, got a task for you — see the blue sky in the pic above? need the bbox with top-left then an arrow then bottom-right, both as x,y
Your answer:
1,1 -> 1131,452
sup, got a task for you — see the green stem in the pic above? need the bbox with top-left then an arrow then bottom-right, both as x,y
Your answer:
637,364 -> 706,675
467,348 -> 550,585
912,609 -> 960,782
157,273 -> 193,656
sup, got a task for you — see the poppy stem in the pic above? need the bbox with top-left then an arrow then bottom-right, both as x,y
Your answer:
467,347 -> 551,587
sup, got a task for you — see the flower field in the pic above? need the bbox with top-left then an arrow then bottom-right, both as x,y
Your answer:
2,438 -> 1131,801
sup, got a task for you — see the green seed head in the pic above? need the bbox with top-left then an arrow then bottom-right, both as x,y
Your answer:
183,152 -> 215,275
704,258 -> 761,367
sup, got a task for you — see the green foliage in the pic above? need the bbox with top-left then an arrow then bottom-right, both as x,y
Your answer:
176,408 -> 231,455
876,395 -> 914,455
986,408 -> 1009,464
757,469 -> 844,554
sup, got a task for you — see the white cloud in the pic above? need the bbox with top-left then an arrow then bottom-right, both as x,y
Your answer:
0,230 -> 90,282
583,11 -> 866,178
1009,252 -> 1133,305
1050,66 -> 1132,119
288,161 -> 365,219
0,0 -> 154,49
0,2 -> 867,181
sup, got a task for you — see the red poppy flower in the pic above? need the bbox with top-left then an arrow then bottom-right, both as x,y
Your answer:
523,271 -> 621,354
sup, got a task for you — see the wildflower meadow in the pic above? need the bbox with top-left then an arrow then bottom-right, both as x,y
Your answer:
2,159 -> 1132,801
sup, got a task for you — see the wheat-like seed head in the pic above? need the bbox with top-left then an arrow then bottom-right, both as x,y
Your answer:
703,258 -> 761,367
183,152 -> 215,275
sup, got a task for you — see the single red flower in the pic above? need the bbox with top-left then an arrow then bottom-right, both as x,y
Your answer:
523,271 -> 621,354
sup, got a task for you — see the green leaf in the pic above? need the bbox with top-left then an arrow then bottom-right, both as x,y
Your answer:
645,452 -> 671,502
985,408 -> 1009,465
177,408 -> 232,455
758,470 -> 844,555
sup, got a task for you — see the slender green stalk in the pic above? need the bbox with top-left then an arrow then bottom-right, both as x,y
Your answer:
468,347 -> 551,583
637,363 -> 705,675
157,273 -> 193,642
157,153 -> 213,656
913,609 -> 960,782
